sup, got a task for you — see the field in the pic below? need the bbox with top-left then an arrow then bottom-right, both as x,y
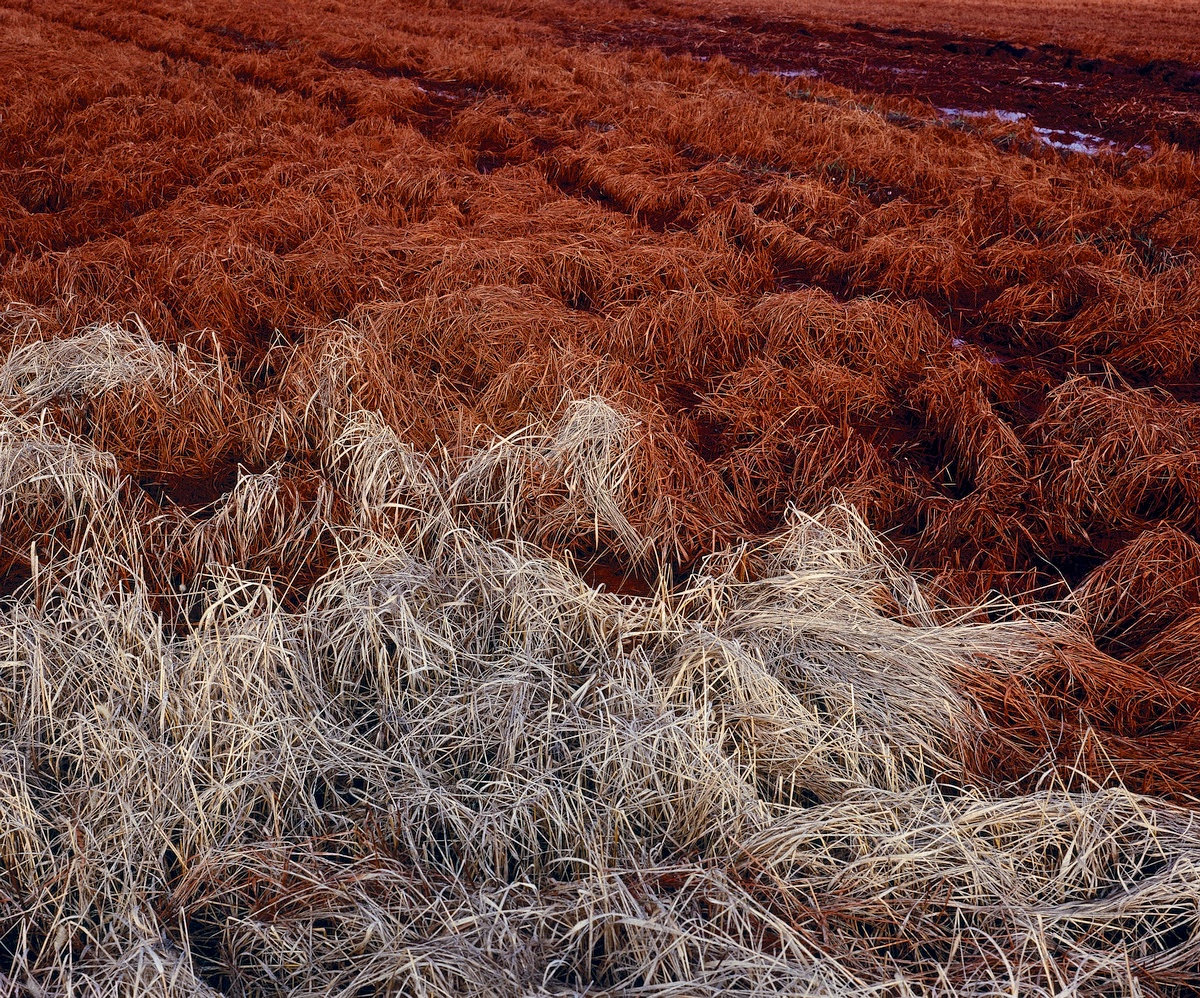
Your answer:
709,0 -> 1200,64
2,0 -> 1200,994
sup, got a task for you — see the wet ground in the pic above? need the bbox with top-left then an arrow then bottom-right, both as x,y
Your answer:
555,9 -> 1200,151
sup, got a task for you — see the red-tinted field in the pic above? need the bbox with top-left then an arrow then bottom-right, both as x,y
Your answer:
565,7 -> 1200,151
3,0 -> 1200,805
713,0 -> 1200,66
7,2 -> 1200,995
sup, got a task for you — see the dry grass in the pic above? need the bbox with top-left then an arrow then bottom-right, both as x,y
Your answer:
4,0 -> 1200,993
0,0 -> 1195,720
3,347 -> 1200,995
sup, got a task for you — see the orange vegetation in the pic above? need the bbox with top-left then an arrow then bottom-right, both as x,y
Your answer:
2,0 -> 1200,797
7,3 -> 1200,995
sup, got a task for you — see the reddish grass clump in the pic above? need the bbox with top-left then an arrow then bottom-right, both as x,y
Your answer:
2,0 -> 1200,803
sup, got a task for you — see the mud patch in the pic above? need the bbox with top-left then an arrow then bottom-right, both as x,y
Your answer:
559,12 -> 1200,151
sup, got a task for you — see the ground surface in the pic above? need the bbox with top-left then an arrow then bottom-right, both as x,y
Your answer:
3,1 -> 1200,994
566,2 -> 1200,150
708,0 -> 1200,64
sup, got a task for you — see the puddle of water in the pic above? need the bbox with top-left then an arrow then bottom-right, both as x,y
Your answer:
937,107 -> 1149,156
938,107 -> 1026,124
770,68 -> 821,79
1032,125 -> 1151,156
1032,125 -> 1109,154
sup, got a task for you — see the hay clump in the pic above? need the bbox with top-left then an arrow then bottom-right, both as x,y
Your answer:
2,345 -> 1199,996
